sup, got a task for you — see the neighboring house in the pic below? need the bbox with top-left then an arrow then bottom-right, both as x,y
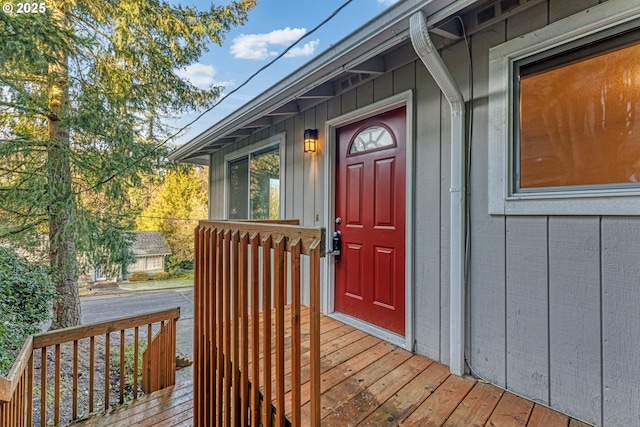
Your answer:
124,231 -> 172,279
87,231 -> 172,282
170,1 -> 640,426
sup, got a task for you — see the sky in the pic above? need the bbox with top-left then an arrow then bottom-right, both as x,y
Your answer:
169,0 -> 400,146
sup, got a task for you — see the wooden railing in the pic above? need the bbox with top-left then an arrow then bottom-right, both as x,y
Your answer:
0,338 -> 33,427
0,308 -> 180,427
194,220 -> 325,427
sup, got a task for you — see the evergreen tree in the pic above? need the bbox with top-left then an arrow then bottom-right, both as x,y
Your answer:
0,0 -> 255,328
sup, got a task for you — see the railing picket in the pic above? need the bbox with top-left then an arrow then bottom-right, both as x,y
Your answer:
40,347 -> 46,427
239,232 -> 250,426
201,227 -> 210,426
73,339 -> 78,419
215,230 -> 224,426
27,353 -> 33,427
119,329 -> 125,404
146,322 -> 152,393
290,239 -> 302,426
208,228 -> 217,426
262,234 -> 273,427
54,343 -> 60,425
250,232 -> 261,426
104,332 -> 110,410
160,320 -> 166,391
194,227 -> 202,426
274,235 -> 286,427
89,336 -> 94,413
133,326 -> 139,399
309,241 -> 322,426
231,230 -> 241,426
223,230 -> 232,427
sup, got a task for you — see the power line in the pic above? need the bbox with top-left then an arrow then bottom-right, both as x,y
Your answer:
79,0 -> 354,194
130,214 -> 202,222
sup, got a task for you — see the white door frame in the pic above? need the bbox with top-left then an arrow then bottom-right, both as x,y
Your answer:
322,90 -> 414,350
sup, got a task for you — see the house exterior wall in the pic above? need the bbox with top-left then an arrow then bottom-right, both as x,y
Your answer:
127,255 -> 166,275
467,1 -> 636,426
206,1 -> 638,425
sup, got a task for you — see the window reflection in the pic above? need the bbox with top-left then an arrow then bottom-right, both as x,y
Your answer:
519,40 -> 640,189
228,146 -> 280,220
349,125 -> 395,154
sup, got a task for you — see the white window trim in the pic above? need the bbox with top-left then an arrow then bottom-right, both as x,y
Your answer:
223,132 -> 286,220
488,0 -> 640,215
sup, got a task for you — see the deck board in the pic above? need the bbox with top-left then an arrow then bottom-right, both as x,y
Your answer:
72,308 -> 590,426
442,381 -> 504,427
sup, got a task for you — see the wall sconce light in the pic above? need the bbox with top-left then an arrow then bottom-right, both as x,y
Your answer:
304,129 -> 318,153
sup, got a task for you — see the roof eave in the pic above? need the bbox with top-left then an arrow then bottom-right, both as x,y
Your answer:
170,0 -> 478,162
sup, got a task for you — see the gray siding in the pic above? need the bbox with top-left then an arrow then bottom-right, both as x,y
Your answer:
466,1 -> 635,426
414,61 -> 442,362
468,20 -> 507,389
204,0 -> 637,425
601,218 -> 640,427
549,217 -> 601,424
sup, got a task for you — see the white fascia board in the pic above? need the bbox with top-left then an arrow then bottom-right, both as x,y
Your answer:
170,0 -> 479,162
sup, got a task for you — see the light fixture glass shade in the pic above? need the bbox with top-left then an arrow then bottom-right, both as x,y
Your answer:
304,129 -> 318,152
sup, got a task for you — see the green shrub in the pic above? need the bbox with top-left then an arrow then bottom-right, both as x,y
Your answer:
110,341 -> 147,389
153,271 -> 170,281
165,255 -> 182,277
128,271 -> 149,282
0,247 -> 55,375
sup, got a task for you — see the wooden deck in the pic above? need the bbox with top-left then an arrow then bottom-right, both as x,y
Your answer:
73,310 -> 592,426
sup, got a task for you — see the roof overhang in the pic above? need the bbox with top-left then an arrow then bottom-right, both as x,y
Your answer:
170,0 -> 481,164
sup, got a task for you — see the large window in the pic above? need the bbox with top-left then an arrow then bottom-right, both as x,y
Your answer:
488,1 -> 640,215
516,31 -> 640,191
227,144 -> 281,220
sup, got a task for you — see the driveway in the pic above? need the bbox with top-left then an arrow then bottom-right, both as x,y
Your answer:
81,287 -> 194,383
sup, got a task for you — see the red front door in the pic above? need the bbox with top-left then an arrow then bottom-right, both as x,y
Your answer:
334,106 -> 406,335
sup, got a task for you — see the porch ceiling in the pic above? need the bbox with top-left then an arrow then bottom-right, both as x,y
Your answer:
169,0 -> 479,165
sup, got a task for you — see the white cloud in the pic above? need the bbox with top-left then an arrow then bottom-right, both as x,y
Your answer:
175,63 -> 230,90
377,0 -> 399,5
231,27 -> 317,60
284,40 -> 320,58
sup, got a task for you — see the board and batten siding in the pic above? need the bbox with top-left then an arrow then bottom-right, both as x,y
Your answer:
206,53 -> 449,363
205,0 -> 638,425
466,1 -> 638,426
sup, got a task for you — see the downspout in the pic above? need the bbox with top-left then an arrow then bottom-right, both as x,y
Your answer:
410,10 -> 466,376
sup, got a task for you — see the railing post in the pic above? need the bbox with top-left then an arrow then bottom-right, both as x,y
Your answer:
193,226 -> 202,426
215,230 -> 224,426
261,234 -> 273,427
309,240 -> 322,426
290,239 -> 302,426
273,235 -> 286,427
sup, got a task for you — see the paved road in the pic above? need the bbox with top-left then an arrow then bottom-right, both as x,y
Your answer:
80,287 -> 195,383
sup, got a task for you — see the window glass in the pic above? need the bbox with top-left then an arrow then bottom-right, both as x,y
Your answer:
518,38 -> 640,190
250,146 -> 280,220
349,125 -> 395,154
227,145 -> 280,220
228,157 -> 249,219
128,258 -> 145,272
147,256 -> 163,270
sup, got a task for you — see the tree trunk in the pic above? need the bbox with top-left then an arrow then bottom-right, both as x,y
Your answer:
48,5 -> 81,329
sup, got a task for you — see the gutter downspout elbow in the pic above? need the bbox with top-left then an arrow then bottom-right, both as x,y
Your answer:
410,10 -> 466,377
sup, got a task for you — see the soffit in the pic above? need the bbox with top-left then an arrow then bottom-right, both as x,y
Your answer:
170,0 -> 480,164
